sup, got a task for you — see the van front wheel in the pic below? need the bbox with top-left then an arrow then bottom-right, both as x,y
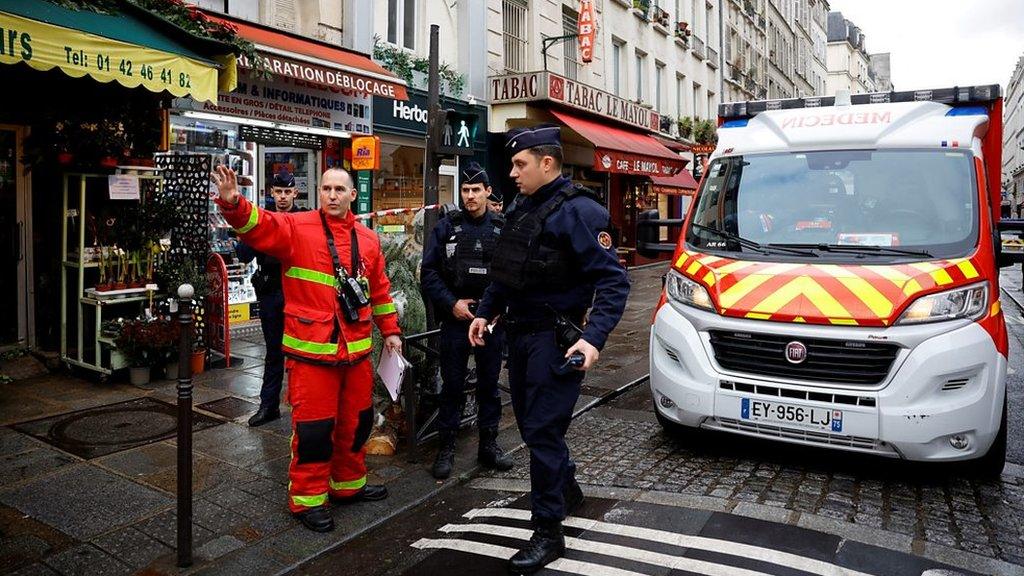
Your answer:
973,394 -> 1007,479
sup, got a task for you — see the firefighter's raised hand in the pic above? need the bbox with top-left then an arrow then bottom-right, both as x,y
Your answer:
384,334 -> 402,354
468,317 -> 488,347
211,165 -> 240,205
452,299 -> 477,322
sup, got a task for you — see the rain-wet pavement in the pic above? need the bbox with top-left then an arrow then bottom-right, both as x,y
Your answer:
0,265 -> 664,575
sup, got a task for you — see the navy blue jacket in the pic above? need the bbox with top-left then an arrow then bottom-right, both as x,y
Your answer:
476,176 -> 630,351
421,209 -> 500,319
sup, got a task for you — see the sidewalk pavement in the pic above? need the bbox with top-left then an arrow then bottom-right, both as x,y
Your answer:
0,264 -> 666,576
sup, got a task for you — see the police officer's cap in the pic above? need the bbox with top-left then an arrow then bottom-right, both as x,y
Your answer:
505,124 -> 561,153
462,162 -> 490,187
272,169 -> 295,188
488,189 -> 502,203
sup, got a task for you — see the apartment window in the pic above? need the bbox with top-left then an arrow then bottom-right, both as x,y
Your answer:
562,7 -> 580,80
705,5 -> 714,45
611,39 -> 623,95
691,0 -> 699,35
635,51 -> 646,102
655,62 -> 665,111
387,0 -> 416,50
693,82 -> 702,117
707,91 -> 715,120
503,0 -> 529,73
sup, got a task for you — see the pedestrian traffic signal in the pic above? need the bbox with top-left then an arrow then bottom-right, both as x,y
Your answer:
438,110 -> 478,156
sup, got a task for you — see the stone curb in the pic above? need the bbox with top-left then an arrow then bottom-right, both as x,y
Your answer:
467,478 -> 1024,576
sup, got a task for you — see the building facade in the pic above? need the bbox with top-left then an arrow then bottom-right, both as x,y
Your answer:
722,0 -> 767,102
485,0 -> 717,262
826,11 -> 877,94
1004,55 -> 1024,217
869,52 -> 893,92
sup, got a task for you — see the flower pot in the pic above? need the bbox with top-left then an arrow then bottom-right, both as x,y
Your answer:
190,350 -> 206,375
164,361 -> 179,380
129,366 -> 151,385
57,152 -> 74,165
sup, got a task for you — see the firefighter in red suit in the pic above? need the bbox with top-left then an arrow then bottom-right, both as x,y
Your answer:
212,165 -> 402,533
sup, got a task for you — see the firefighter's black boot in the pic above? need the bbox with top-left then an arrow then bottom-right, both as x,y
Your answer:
432,430 -> 457,479
508,517 -> 565,574
478,427 -> 513,471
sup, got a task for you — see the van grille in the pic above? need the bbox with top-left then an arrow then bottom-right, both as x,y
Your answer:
708,331 -> 900,385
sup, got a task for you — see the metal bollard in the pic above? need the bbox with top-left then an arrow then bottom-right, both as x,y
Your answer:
175,284 -> 194,568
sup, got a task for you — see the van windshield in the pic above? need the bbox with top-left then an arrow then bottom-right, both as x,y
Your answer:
685,150 -> 978,261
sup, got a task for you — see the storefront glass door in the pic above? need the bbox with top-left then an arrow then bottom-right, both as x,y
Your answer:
0,126 -> 27,346
263,148 -> 319,209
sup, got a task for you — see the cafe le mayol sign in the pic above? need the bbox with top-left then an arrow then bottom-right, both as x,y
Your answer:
490,71 -> 660,133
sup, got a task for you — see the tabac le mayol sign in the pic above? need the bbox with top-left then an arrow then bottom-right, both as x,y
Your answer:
489,71 -> 660,132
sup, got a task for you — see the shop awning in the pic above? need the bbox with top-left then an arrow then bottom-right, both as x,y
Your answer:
653,135 -> 693,153
550,109 -> 686,178
0,0 -> 236,103
650,170 -> 699,195
204,11 -> 408,101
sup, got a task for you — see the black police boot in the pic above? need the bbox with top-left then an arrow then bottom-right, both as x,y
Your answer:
432,430 -> 457,479
329,484 -> 389,504
247,405 -> 280,427
508,517 -> 565,574
293,505 -> 334,532
564,478 -> 584,516
478,427 -> 513,471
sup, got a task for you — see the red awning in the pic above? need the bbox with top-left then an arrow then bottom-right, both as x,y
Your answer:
550,109 -> 686,177
650,170 -> 699,195
203,11 -> 408,100
653,135 -> 692,153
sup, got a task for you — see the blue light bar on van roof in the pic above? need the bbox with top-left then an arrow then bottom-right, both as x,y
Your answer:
946,106 -> 988,116
721,119 -> 749,128
718,84 -> 1001,121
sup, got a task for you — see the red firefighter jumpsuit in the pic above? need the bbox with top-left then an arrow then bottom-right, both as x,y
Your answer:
216,195 -> 401,513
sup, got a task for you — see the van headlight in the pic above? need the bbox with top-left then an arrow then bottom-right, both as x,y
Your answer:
896,282 -> 988,325
666,269 -> 715,311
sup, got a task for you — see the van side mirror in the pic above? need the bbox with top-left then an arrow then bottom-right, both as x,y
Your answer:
997,219 -> 1024,268
636,210 -> 684,259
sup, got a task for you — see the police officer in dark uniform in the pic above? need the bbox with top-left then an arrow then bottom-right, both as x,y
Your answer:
237,169 -> 306,426
487,187 -> 503,214
469,125 -> 630,574
422,162 -> 514,479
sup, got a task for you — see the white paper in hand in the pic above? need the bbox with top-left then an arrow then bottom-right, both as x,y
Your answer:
377,347 -> 411,402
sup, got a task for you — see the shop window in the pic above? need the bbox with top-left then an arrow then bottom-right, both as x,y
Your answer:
503,0 -> 529,73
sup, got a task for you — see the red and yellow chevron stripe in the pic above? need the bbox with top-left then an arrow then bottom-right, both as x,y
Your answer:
673,250 -> 983,326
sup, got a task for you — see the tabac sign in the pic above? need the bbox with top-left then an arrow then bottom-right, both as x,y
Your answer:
578,1 -> 596,63
489,71 -> 660,132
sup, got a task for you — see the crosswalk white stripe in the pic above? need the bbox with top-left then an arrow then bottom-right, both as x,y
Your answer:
440,523 -> 777,576
411,538 -> 650,576
463,508 -> 873,576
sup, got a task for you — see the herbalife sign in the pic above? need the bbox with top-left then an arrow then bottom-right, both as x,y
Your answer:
373,88 -> 486,153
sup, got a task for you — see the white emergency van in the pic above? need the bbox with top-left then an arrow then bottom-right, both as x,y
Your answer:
641,86 -> 1016,475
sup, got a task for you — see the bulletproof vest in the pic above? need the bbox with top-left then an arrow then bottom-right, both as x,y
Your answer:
442,210 -> 504,297
489,182 -> 599,291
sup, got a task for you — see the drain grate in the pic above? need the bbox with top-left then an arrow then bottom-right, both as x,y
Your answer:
197,397 -> 259,420
11,397 -> 223,459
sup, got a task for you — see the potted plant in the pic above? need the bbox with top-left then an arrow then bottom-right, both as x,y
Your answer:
115,319 -> 156,385
149,318 -> 181,379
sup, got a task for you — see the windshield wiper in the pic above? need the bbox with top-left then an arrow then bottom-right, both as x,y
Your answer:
769,243 -> 933,258
691,224 -> 818,257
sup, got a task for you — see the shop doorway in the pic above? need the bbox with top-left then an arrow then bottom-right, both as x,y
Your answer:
0,125 -> 32,348
263,148 -> 320,210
